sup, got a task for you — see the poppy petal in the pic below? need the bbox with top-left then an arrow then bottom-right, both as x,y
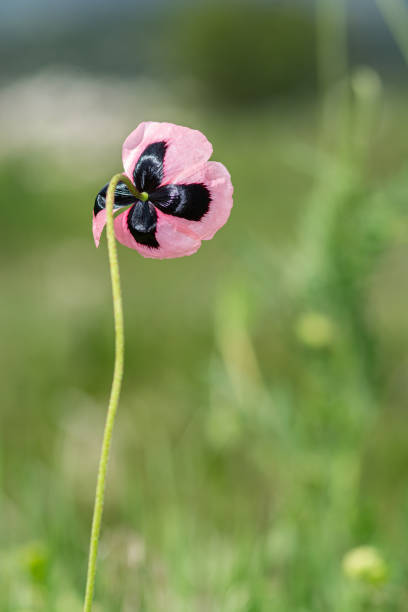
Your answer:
93,209 -> 107,247
93,180 -> 138,247
149,183 -> 210,221
94,181 -> 137,216
132,141 -> 167,193
122,122 -> 213,186
151,162 -> 233,241
113,206 -> 201,259
126,200 -> 159,248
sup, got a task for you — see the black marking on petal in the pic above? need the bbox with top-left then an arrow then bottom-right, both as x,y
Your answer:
133,141 -> 167,193
94,181 -> 136,216
127,201 -> 159,248
149,184 -> 210,221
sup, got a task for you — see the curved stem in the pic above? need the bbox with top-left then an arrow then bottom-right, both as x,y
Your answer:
83,173 -> 130,612
113,174 -> 149,202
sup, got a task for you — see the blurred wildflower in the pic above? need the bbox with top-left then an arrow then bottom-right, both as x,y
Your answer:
1,542 -> 48,610
19,541 -> 49,586
207,282 -> 270,448
205,397 -> 243,449
351,66 -> 382,102
54,591 -> 84,612
99,528 -> 146,609
295,311 -> 335,349
266,523 -> 297,567
214,283 -> 262,401
342,546 -> 388,586
351,66 -> 383,161
102,527 -> 146,571
93,122 -> 233,258
223,585 -> 250,612
58,393 -> 123,505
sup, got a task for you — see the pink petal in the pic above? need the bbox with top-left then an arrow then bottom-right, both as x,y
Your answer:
122,122 -> 213,185
93,210 -> 107,247
113,207 -> 202,259
164,161 -> 233,241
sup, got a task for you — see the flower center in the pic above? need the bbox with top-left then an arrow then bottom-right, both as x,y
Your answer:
138,191 -> 149,202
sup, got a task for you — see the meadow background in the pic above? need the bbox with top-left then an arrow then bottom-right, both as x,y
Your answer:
1,0 -> 408,610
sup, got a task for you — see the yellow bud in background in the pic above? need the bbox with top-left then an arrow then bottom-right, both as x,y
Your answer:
19,540 -> 49,585
351,67 -> 382,103
295,312 -> 334,349
342,546 -> 388,586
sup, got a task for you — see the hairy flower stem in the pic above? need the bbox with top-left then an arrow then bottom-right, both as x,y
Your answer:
83,173 -> 145,612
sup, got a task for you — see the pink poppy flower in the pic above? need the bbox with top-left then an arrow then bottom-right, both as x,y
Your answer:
93,122 -> 233,259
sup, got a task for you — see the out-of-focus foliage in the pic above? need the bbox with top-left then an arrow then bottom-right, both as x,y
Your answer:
166,2 -> 317,105
1,72 -> 408,609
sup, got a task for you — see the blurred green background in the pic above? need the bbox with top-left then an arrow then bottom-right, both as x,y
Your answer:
1,0 -> 408,610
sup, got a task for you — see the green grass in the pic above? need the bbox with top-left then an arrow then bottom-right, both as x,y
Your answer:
1,77 -> 408,611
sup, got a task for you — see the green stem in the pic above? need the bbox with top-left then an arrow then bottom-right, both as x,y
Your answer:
83,173 -> 144,611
